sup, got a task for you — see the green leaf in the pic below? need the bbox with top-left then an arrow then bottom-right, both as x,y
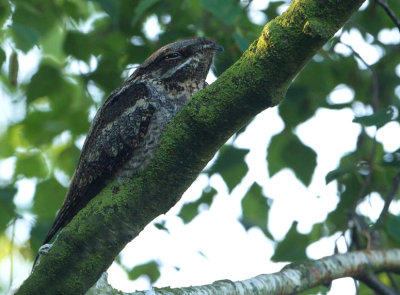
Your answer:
26,63 -> 63,102
208,145 -> 249,192
154,220 -> 169,233
353,107 -> 395,128
233,33 -> 250,52
178,187 -> 216,224
30,178 -> 66,250
0,47 -> 6,68
326,173 -> 360,231
0,0 -> 11,29
268,131 -> 317,186
33,178 -> 66,220
128,261 -> 160,283
0,133 -> 14,158
271,221 -> 308,262
41,24 -> 65,61
90,0 -> 119,22
325,164 -> 357,184
200,0 -> 241,26
279,85 -> 317,129
64,32 -> 95,61
55,144 -> 80,178
10,23 -> 39,52
386,215 -> 400,242
239,183 -> 273,239
22,111 -> 68,145
15,151 -> 48,179
132,0 -> 160,25
0,186 -> 17,231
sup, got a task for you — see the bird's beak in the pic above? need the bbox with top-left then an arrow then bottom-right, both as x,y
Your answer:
204,42 -> 224,52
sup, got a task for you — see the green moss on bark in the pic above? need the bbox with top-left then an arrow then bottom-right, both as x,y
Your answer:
17,0 -> 365,294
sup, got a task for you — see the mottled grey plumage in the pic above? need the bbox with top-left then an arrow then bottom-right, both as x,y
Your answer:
40,37 -> 222,247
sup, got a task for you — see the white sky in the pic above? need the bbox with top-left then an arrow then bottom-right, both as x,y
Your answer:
1,0 -> 400,294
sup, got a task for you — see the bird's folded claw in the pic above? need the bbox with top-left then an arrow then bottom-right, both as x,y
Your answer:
32,243 -> 53,272
38,243 -> 52,255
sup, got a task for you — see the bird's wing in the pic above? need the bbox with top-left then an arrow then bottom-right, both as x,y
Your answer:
42,82 -> 156,245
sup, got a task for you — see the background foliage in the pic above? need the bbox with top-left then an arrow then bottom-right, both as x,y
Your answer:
0,0 -> 400,293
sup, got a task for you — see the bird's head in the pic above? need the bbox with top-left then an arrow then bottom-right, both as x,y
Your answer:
131,37 -> 223,89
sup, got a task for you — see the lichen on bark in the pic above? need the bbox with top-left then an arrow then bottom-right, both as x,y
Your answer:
17,0 -> 366,294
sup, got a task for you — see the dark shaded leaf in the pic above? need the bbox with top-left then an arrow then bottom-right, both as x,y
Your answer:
22,112 -> 69,146
55,143 -> 81,178
233,33 -> 250,52
200,0 -> 241,25
26,63 -> 63,102
33,178 -> 66,220
10,1 -> 58,52
15,151 -> 48,179
64,32 -> 95,61
132,0 -> 160,25
0,47 -> 6,68
264,1 -> 287,20
30,178 -> 66,251
154,220 -> 169,233
0,186 -> 17,231
239,183 -> 273,240
279,85 -> 318,128
353,1 -> 400,36
208,145 -> 249,192
325,164 -> 357,184
268,131 -> 317,186
90,0 -> 119,22
326,173 -> 360,231
178,187 -> 216,224
353,107 -> 395,128
272,221 -> 308,262
386,214 -> 400,242
128,260 -> 160,283
10,23 -> 39,52
0,0 -> 11,29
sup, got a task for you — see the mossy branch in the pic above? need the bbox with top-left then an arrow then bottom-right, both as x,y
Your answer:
17,0 -> 365,294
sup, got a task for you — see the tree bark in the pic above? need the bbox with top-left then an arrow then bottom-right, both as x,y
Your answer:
86,249 -> 400,295
17,0 -> 366,294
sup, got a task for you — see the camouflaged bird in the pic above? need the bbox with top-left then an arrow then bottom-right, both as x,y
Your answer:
38,37 -> 223,250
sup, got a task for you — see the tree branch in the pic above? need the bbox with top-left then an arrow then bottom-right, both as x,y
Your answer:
357,272 -> 398,295
87,249 -> 400,295
17,0 -> 366,294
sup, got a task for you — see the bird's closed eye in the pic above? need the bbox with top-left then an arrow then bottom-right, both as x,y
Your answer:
164,52 -> 182,60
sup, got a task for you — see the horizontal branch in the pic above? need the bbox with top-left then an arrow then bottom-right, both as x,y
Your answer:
17,0 -> 366,294
88,249 -> 400,295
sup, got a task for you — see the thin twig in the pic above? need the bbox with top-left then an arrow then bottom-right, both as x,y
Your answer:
348,211 -> 381,250
375,170 -> 400,228
339,42 -> 379,111
375,0 -> 400,33
387,272 -> 400,294
357,273 -> 397,295
352,137 -> 377,210
339,42 -> 380,212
